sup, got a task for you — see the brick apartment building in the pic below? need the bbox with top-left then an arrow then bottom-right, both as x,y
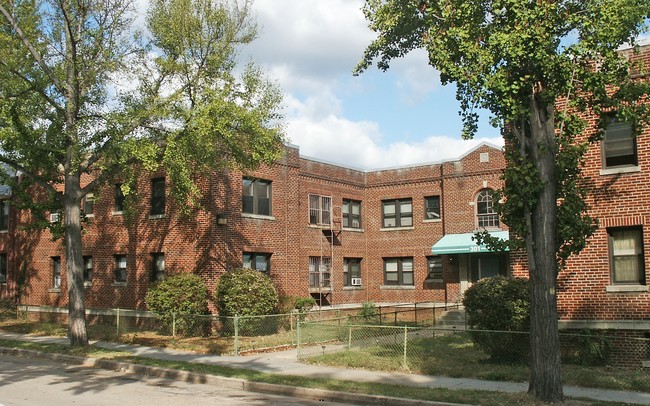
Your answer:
0,141 -> 508,312
0,43 -> 649,356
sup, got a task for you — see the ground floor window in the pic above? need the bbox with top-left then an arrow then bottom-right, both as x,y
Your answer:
470,254 -> 508,283
383,257 -> 414,286
427,256 -> 443,280
114,255 -> 127,283
343,258 -> 362,287
52,257 -> 61,288
151,253 -> 165,282
609,227 -> 645,285
243,253 -> 271,275
309,256 -> 331,289
0,254 -> 7,284
83,256 -> 93,284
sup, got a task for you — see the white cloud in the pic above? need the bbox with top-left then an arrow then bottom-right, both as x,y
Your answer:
287,109 -> 504,170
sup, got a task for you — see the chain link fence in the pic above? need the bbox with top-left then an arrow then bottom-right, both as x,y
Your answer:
297,319 -> 650,389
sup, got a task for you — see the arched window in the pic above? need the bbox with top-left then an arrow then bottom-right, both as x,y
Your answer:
476,189 -> 499,228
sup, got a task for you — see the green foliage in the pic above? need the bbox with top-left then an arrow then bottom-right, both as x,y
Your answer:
359,301 -> 378,321
215,268 -> 278,317
0,0 -> 284,345
145,273 -> 209,335
294,297 -> 317,314
356,0 -> 650,266
463,276 -> 530,362
562,330 -> 611,366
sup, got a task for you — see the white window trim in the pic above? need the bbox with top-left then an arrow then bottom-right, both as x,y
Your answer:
599,165 -> 641,176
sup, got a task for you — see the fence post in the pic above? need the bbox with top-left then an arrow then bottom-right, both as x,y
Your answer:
172,313 -> 177,338
116,308 -> 120,338
414,303 -> 418,325
394,311 -> 397,326
234,315 -> 239,356
348,326 -> 352,350
378,305 -> 382,325
403,325 -> 408,369
433,305 -> 436,326
296,320 -> 301,359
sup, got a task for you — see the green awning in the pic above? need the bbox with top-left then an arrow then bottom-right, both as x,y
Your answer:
431,231 -> 509,255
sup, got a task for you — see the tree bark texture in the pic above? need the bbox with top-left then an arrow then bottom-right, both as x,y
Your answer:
526,97 -> 563,402
64,174 -> 88,347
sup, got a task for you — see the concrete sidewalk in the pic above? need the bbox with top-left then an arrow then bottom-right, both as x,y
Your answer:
1,331 -> 649,405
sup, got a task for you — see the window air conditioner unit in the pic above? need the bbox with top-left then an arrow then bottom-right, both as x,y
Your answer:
49,213 -> 60,223
351,278 -> 362,286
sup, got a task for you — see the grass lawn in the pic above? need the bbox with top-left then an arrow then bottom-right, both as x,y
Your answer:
0,338 -> 622,406
1,311 -> 648,399
303,330 -> 650,393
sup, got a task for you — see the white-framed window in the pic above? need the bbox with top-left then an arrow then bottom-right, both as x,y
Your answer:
309,194 -> 332,226
309,256 -> 331,288
52,256 -> 61,288
424,196 -> 441,220
343,258 -> 361,287
609,227 -> 645,285
242,178 -> 272,216
382,198 -> 412,228
151,253 -> 165,282
342,199 -> 361,228
0,200 -> 9,231
602,114 -> 637,168
476,189 -> 499,228
115,183 -> 125,212
0,254 -> 7,284
114,255 -> 127,283
243,252 -> 271,274
83,256 -> 93,284
150,178 -> 165,215
383,257 -> 414,286
82,193 -> 95,216
427,256 -> 443,280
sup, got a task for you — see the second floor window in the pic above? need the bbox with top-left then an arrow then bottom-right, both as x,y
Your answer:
82,193 -> 95,216
115,184 -> 125,212
382,198 -> 412,228
424,196 -> 441,220
242,178 -> 271,216
342,199 -> 361,228
602,114 -> 637,168
309,194 -> 331,226
151,178 -> 166,215
0,200 -> 8,231
476,189 -> 499,228
243,252 -> 271,274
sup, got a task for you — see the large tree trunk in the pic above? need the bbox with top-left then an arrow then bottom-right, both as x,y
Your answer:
526,99 -> 563,402
64,174 -> 88,347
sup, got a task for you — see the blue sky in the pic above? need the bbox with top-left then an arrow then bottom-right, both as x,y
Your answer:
240,0 -> 504,170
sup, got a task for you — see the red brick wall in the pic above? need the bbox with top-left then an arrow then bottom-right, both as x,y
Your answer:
7,143 -> 506,312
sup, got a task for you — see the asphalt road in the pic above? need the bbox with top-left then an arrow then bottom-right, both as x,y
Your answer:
0,354 -> 346,406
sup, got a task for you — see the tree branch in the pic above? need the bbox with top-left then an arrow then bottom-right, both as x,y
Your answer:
0,4 -> 66,96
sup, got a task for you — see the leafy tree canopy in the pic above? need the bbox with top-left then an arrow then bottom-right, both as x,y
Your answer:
0,0 -> 284,346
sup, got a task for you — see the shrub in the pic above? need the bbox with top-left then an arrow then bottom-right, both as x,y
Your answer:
294,296 -> 317,313
359,301 -> 378,321
462,275 -> 530,362
145,273 -> 209,336
215,268 -> 279,335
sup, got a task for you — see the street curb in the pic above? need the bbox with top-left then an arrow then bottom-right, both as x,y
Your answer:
0,346 -> 470,406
